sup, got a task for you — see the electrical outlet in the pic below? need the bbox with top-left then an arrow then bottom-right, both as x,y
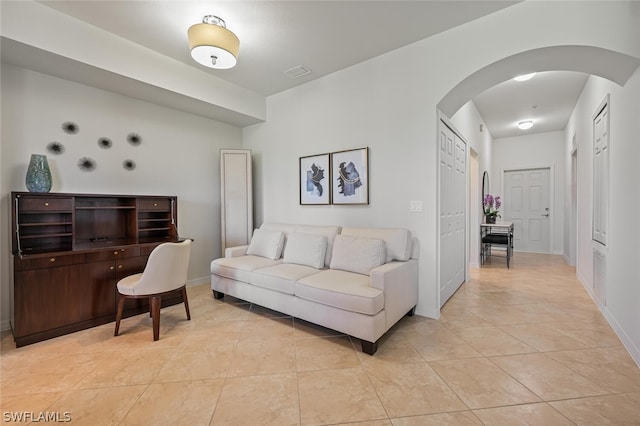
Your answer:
410,200 -> 423,212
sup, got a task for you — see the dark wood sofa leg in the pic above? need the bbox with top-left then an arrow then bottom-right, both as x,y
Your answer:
361,340 -> 378,355
212,290 -> 225,300
406,306 -> 416,317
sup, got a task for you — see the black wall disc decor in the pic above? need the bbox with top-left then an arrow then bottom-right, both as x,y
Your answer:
62,121 -> 79,134
123,159 -> 136,171
127,133 -> 141,146
46,142 -> 65,155
78,157 -> 96,172
98,137 -> 113,149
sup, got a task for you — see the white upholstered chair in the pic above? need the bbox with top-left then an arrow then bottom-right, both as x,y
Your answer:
114,239 -> 192,341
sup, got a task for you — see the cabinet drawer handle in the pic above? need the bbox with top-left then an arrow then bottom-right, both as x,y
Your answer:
110,266 -> 115,270
118,265 -> 123,269
49,257 -> 56,263
114,251 -> 119,255
153,203 -> 158,207
44,202 -> 49,207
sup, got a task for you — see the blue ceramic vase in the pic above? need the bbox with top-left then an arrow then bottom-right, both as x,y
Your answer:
25,154 -> 52,193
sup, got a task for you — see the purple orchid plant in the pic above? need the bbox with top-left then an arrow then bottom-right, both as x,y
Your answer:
483,194 -> 501,219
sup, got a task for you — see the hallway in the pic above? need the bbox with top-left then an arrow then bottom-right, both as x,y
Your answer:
1,253 -> 639,425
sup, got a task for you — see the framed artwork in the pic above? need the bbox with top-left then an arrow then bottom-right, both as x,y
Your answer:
331,147 -> 369,205
299,153 -> 331,205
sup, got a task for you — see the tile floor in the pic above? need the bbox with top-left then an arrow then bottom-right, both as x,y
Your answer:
1,253 -> 639,425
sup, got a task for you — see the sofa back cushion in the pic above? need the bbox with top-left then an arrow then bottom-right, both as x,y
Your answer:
246,229 -> 285,260
295,225 -> 340,266
340,227 -> 412,262
329,235 -> 386,275
283,233 -> 328,269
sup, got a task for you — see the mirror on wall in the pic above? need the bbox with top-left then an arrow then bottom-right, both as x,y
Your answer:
482,171 -> 489,211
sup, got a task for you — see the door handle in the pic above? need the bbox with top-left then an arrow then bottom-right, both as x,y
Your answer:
542,213 -> 549,217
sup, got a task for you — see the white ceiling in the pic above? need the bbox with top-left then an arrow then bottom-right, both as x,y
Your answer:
473,71 -> 589,139
5,1 -> 590,138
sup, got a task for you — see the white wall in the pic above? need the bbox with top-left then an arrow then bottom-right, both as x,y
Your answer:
0,64 -> 243,329
243,1 -> 639,319
565,69 -> 640,365
492,131 -> 566,254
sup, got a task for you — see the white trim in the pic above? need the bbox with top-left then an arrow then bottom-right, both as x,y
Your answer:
576,272 -> 640,368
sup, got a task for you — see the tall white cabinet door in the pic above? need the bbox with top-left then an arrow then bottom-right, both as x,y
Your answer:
220,149 -> 253,253
439,120 -> 466,307
504,168 -> 550,253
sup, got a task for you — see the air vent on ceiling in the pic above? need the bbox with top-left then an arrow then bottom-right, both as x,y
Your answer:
284,65 -> 312,79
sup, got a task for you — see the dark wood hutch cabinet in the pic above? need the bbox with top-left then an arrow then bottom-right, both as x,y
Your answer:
10,192 -> 183,347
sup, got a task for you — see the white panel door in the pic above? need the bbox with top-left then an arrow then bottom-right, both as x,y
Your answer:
593,101 -> 609,245
504,168 -> 550,253
439,120 -> 466,307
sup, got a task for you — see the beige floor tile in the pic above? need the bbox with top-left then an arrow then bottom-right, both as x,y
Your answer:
239,317 -> 294,340
430,358 -> 541,409
0,391 -> 62,421
295,336 -> 360,372
73,347 -> 174,389
452,326 -> 537,356
1,352 -> 107,395
490,353 -> 607,400
473,402 -> 575,425
45,385 -> 147,426
122,379 -> 224,426
364,361 -> 467,417
411,334 -> 483,362
211,373 -> 299,425
550,392 -> 640,425
298,367 -> 387,425
390,411 -> 483,425
153,341 -> 237,382
546,346 -> 640,393
500,323 -> 589,352
226,337 -> 296,377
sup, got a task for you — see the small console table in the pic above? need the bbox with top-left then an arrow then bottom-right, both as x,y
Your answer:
480,221 -> 514,268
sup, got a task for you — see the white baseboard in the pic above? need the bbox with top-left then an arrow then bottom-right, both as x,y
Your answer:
187,276 -> 210,287
1,319 -> 10,332
415,306 -> 439,319
576,273 -> 640,368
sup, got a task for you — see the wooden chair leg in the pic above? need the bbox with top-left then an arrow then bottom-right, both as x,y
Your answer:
182,286 -> 191,320
114,293 -> 126,336
151,295 -> 161,341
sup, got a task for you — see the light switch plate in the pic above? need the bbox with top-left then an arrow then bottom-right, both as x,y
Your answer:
410,200 -> 423,212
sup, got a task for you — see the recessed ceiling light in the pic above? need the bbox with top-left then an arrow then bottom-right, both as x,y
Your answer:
514,73 -> 536,82
518,120 -> 534,130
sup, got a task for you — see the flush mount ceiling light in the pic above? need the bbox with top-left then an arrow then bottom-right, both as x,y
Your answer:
188,15 -> 239,69
518,120 -> 534,130
513,72 -> 536,82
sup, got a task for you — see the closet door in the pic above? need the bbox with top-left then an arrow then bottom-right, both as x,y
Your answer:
220,149 -> 253,253
439,120 -> 467,307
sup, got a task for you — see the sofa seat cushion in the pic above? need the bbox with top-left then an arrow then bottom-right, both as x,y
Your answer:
295,269 -> 384,315
251,263 -> 322,295
211,256 -> 282,283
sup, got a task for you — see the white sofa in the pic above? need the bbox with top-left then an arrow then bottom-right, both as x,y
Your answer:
210,223 -> 419,354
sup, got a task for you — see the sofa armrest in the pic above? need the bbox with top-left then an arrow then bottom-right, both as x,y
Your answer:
225,245 -> 249,258
370,259 -> 419,327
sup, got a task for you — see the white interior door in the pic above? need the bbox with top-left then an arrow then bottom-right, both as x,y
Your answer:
503,168 -> 550,253
439,120 -> 466,306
